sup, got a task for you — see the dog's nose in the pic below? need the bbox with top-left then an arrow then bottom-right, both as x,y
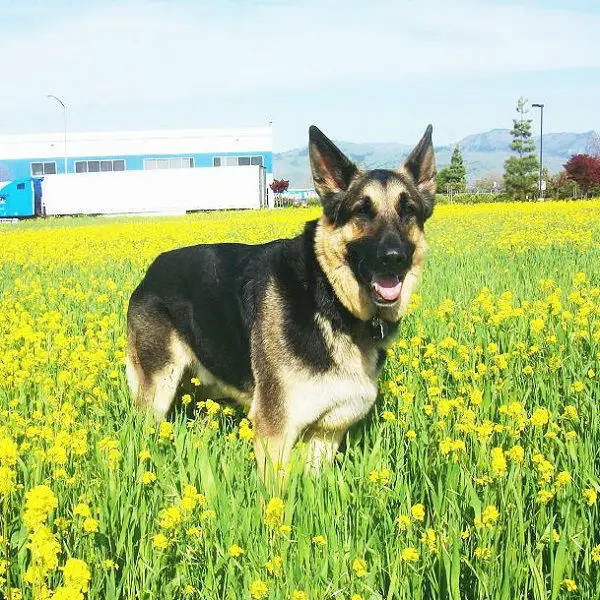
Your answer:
377,235 -> 413,270
379,248 -> 406,267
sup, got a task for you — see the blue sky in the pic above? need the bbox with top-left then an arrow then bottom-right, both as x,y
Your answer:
0,0 -> 598,151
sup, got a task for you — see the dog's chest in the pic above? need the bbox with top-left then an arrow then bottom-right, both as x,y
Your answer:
286,321 -> 381,431
313,364 -> 379,431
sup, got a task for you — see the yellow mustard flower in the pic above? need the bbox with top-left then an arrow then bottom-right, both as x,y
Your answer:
265,555 -> 282,575
158,506 -> 182,530
352,558 -> 368,578
265,497 -> 285,529
61,558 -> 91,592
411,504 -> 425,522
474,546 -> 492,560
250,579 -> 269,599
152,533 -> 169,550
401,546 -> 420,562
531,408 -> 551,427
555,471 -> 572,488
141,471 -> 157,485
228,544 -> 245,558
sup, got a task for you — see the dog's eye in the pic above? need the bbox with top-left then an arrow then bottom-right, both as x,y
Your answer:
353,196 -> 375,220
398,193 -> 415,219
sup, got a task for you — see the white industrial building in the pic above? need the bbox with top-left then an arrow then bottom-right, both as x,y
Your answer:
0,126 -> 274,217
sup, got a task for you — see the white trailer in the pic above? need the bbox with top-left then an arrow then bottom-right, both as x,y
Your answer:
40,165 -> 267,216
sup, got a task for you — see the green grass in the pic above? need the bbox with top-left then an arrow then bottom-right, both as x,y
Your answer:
0,201 -> 599,599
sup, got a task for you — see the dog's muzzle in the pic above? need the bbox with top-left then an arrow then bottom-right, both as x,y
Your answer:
370,274 -> 403,303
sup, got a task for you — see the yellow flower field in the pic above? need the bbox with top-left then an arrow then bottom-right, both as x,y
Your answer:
1,200 -> 599,599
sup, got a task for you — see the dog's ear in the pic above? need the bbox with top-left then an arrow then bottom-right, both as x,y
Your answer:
309,125 -> 359,203
402,124 -> 436,219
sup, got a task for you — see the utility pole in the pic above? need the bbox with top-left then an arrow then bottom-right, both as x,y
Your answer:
532,103 -> 544,199
47,94 -> 68,174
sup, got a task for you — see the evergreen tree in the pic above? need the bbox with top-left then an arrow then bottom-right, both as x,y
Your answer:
503,97 -> 539,200
436,167 -> 452,193
448,145 -> 467,192
436,145 -> 467,193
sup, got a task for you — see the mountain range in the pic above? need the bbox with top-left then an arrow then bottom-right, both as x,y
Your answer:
274,129 -> 598,188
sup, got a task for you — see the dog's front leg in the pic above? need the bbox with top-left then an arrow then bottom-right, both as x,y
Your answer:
251,392 -> 300,493
303,426 -> 346,474
253,429 -> 298,493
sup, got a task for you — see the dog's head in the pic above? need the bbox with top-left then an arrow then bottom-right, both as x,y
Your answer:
309,125 -> 436,322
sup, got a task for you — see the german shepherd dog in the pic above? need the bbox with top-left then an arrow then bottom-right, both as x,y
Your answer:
126,125 -> 436,484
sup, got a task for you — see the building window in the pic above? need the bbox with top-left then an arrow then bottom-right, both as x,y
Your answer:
143,157 -> 194,170
75,159 -> 126,174
213,155 -> 264,167
31,162 -> 57,176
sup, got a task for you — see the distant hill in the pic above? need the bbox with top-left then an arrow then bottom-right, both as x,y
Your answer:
274,129 -> 598,188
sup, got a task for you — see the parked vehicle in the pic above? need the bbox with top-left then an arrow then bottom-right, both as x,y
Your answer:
0,166 -> 268,218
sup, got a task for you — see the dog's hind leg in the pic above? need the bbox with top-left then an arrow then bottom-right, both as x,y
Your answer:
127,336 -> 191,420
127,299 -> 193,420
140,333 -> 195,419
149,355 -> 188,419
125,345 -> 143,403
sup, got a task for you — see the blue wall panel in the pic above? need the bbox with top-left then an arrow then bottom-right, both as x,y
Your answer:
0,151 -> 273,181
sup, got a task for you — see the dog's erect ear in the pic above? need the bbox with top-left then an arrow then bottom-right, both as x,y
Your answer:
402,125 -> 436,219
402,125 -> 436,194
309,125 -> 359,201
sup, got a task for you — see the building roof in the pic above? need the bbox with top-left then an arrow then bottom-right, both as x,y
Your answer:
0,126 -> 273,159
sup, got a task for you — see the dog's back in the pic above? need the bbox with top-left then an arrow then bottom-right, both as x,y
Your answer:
126,239 -> 285,416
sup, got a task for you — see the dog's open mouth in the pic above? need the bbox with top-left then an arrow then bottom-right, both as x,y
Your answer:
370,274 -> 403,304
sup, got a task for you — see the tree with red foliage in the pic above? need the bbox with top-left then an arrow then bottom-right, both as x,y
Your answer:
269,179 -> 290,194
563,154 -> 600,197
269,179 -> 290,207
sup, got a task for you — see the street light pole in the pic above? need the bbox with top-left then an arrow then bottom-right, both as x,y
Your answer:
532,103 -> 544,199
47,94 -> 68,174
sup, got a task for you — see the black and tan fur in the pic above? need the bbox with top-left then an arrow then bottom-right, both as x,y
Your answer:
126,124 -> 436,484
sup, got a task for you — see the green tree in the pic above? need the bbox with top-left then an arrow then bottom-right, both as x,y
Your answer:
436,145 -> 467,193
448,145 -> 467,191
436,167 -> 451,192
503,97 -> 539,200
547,170 -> 577,200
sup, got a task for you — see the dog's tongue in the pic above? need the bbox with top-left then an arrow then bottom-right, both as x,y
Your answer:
371,274 -> 402,302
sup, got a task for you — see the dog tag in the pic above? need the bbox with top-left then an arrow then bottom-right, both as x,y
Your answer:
372,317 -> 385,341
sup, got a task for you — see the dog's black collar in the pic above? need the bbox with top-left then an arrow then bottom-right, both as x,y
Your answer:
371,316 -> 389,341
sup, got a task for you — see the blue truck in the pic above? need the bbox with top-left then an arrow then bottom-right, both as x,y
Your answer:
0,178 -> 43,218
